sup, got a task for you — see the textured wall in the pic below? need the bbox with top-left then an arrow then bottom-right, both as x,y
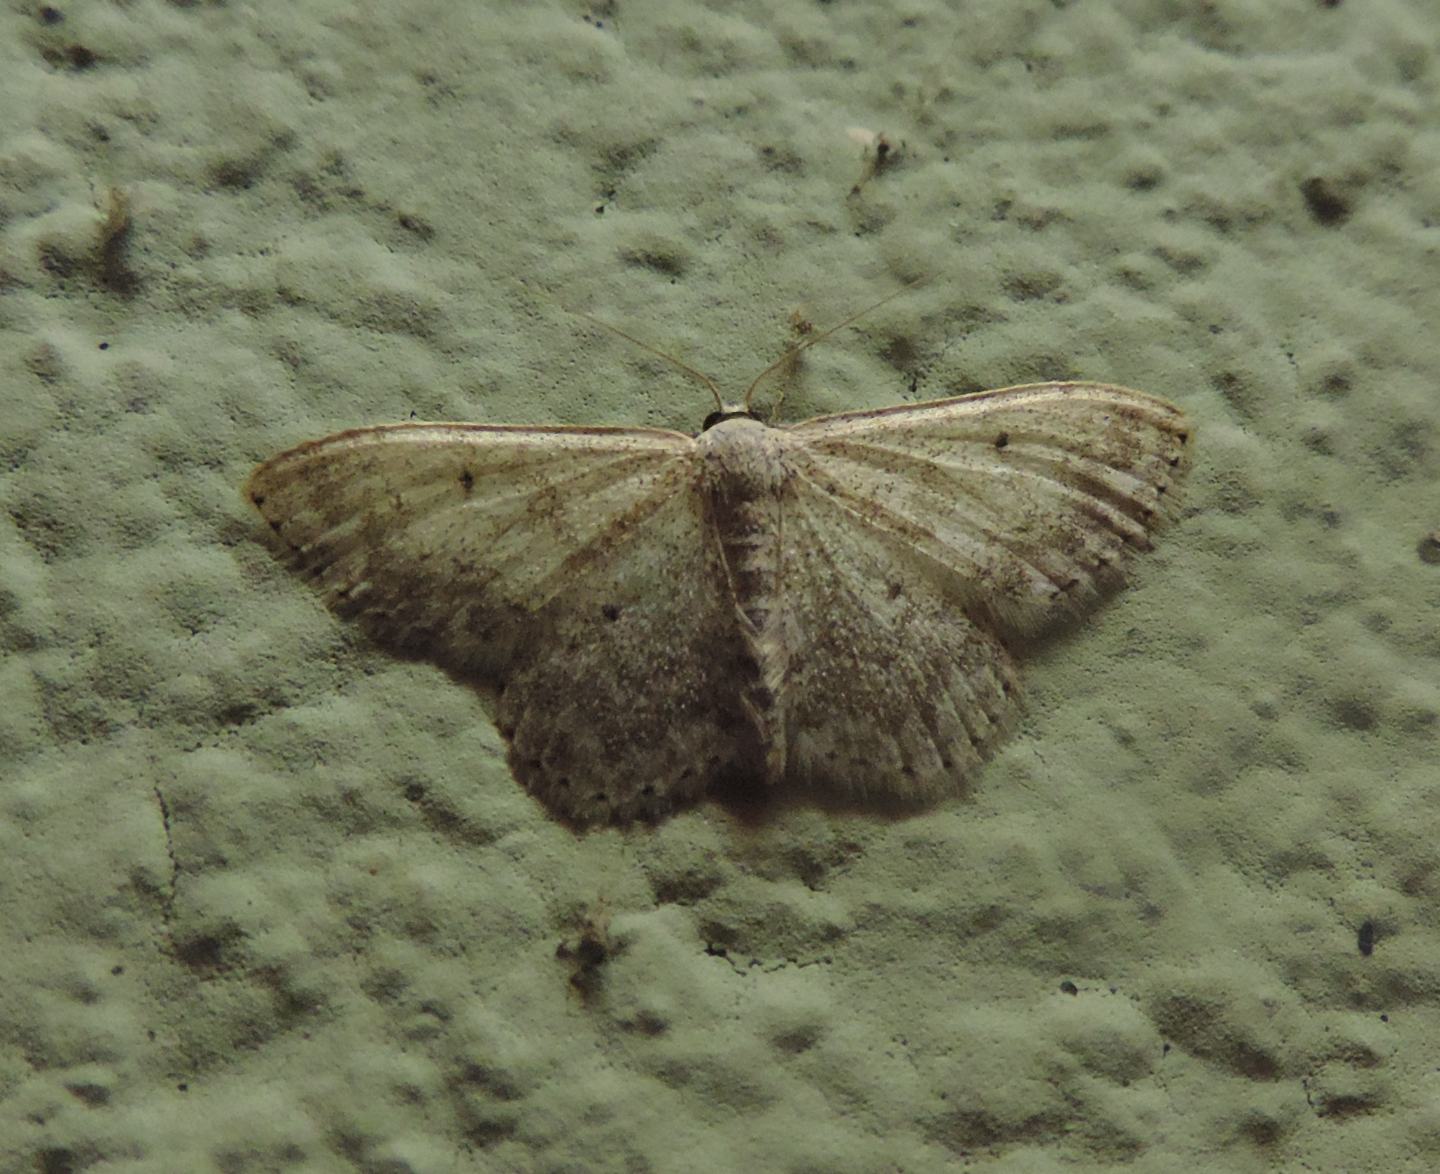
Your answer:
2,0 -> 1437,1169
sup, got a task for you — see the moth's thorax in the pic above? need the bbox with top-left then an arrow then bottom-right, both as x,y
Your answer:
697,416 -> 795,499
696,418 -> 796,581
697,418 -> 793,599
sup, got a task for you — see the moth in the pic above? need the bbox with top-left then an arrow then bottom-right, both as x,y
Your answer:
245,306 -> 1192,827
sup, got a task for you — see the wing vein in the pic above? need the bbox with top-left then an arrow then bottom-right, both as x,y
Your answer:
790,455 -> 1076,598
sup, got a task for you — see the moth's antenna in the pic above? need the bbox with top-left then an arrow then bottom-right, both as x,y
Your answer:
566,308 -> 725,413
743,276 -> 929,412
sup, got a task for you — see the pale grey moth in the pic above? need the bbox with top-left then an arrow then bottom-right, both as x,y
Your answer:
246,318 -> 1191,827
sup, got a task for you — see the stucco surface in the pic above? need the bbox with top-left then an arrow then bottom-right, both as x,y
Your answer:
2,1 -> 1438,1170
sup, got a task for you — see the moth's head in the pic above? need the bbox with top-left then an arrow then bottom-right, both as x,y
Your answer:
699,405 -> 762,433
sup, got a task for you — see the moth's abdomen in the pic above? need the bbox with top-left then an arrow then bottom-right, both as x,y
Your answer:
697,418 -> 796,780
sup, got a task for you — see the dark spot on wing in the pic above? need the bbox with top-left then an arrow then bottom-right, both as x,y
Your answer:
994,431 -> 1009,449
458,468 -> 474,494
